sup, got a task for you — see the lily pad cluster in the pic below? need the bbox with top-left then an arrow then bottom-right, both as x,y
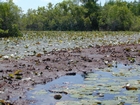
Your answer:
44,64 -> 140,105
0,31 -> 140,59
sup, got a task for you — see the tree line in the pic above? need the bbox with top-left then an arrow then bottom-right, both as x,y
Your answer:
0,0 -> 140,37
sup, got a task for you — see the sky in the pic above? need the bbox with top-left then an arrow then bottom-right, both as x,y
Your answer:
2,0 -> 135,13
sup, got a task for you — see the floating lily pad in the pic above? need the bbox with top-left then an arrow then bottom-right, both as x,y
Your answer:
102,100 -> 120,105
25,63 -> 140,105
33,90 -> 47,95
55,101 -> 81,105
56,99 -> 101,105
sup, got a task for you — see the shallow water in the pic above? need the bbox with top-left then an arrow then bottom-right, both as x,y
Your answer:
27,74 -> 84,105
26,63 -> 140,105
0,32 -> 140,59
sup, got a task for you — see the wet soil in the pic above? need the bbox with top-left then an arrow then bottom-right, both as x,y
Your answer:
0,44 -> 140,105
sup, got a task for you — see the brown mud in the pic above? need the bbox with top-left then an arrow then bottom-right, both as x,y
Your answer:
0,44 -> 140,105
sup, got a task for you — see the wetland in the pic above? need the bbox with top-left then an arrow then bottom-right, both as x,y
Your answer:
0,31 -> 140,105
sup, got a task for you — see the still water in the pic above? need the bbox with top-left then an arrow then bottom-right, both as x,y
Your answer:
26,64 -> 140,105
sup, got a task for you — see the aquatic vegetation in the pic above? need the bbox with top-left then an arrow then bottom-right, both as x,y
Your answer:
1,31 -> 140,104
8,73 -> 15,78
36,53 -> 42,57
27,64 -> 140,105
7,70 -> 23,80
0,31 -> 140,59
0,100 -> 13,105
33,90 -> 47,95
15,76 -> 22,80
14,70 -> 22,75
127,57 -> 135,63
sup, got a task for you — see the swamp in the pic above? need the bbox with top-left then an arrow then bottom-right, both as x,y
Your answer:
1,0 -> 140,104
0,31 -> 140,105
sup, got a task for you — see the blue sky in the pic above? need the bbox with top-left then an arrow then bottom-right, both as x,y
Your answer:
2,0 -> 135,13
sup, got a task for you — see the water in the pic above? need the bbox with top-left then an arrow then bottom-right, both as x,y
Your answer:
27,74 -> 84,105
26,64 -> 140,105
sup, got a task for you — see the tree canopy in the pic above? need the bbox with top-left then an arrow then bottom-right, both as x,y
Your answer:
0,0 -> 140,37
20,0 -> 140,31
0,0 -> 22,37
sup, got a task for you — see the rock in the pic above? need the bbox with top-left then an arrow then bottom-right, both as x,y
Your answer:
54,94 -> 62,100
66,72 -> 76,76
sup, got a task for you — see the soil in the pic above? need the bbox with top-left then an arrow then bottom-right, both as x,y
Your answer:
0,44 -> 140,105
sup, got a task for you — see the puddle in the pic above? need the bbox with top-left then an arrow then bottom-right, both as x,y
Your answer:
26,64 -> 140,105
27,74 -> 84,105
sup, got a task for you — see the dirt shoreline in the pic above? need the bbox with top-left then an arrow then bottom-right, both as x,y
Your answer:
0,44 -> 140,105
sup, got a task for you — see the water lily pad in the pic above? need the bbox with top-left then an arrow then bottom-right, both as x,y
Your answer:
33,90 -> 47,95
102,100 -> 120,105
71,94 -> 85,99
26,63 -> 140,105
81,99 -> 101,104
55,101 -> 81,105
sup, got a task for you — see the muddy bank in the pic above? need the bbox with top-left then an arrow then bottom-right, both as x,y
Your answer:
0,44 -> 140,105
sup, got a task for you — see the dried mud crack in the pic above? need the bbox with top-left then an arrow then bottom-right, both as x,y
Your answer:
0,44 -> 140,105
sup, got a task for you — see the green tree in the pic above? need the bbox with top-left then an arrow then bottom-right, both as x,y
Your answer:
99,0 -> 133,31
80,0 -> 100,30
127,0 -> 140,16
19,0 -> 139,31
0,0 -> 22,37
130,16 -> 140,31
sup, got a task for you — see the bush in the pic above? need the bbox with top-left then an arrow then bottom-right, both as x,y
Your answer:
9,24 -> 22,37
130,16 -> 140,31
0,25 -> 22,37
0,29 -> 8,37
